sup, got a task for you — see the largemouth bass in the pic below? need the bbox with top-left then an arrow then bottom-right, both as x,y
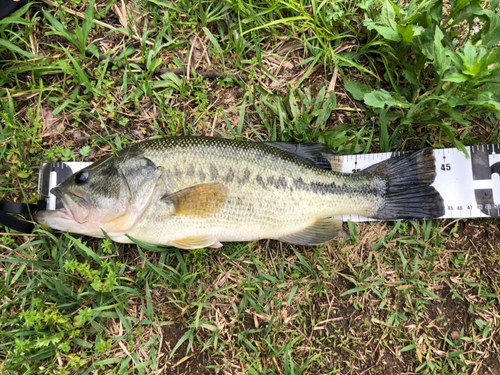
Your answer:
36,137 -> 445,249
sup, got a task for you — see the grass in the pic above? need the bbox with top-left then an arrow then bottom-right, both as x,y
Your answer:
1,0 -> 500,374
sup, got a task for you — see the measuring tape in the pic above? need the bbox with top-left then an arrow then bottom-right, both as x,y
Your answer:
334,144 -> 500,222
39,144 -> 500,222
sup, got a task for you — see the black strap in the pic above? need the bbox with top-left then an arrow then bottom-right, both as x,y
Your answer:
0,0 -> 28,20
0,201 -> 46,234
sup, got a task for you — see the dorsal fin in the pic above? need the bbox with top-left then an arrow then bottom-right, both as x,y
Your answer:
265,142 -> 342,171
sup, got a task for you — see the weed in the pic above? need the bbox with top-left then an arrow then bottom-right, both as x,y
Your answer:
345,0 -> 500,152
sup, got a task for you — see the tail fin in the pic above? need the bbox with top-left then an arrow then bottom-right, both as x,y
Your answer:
370,149 -> 445,220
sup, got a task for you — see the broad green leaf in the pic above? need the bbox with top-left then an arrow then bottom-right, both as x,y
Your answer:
462,41 -> 476,70
481,10 -> 500,47
364,89 -> 411,109
294,119 -> 309,133
482,323 -> 490,338
429,0 -> 443,22
363,19 -> 401,41
451,5 -> 475,26
344,80 -> 371,101
443,72 -> 469,82
402,66 -> 419,86
434,27 -> 451,76
397,24 -> 414,42
374,25 -> 402,41
468,100 -> 500,111
381,0 -> 397,30
286,284 -> 299,306
486,46 -> 500,66
330,131 -> 348,148
94,358 -> 120,366
358,0 -> 376,11
448,49 -> 464,70
17,170 -> 30,178
411,25 -> 425,36
449,109 -> 470,125
448,96 -> 468,107
418,32 -> 436,60
165,71 -> 182,86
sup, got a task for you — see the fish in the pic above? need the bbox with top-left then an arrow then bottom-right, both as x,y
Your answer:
35,136 -> 445,249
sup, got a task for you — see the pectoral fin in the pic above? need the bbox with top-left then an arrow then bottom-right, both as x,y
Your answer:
163,183 -> 228,218
170,235 -> 223,250
279,218 -> 343,245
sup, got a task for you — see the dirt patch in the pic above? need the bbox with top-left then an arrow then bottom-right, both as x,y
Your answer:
481,354 -> 500,375
450,219 -> 500,254
161,323 -> 209,375
426,286 -> 470,337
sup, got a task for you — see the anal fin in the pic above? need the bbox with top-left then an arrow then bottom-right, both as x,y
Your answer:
170,235 -> 223,250
279,218 -> 343,246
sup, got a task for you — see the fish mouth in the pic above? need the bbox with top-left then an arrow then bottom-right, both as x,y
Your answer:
51,187 -> 91,224
35,187 -> 94,234
48,187 -> 75,221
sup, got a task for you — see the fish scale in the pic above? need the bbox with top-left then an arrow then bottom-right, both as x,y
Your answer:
135,138 -> 373,228
134,140 -> 340,243
36,137 -> 444,249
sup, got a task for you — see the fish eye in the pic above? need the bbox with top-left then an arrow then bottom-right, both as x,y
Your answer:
74,170 -> 89,185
